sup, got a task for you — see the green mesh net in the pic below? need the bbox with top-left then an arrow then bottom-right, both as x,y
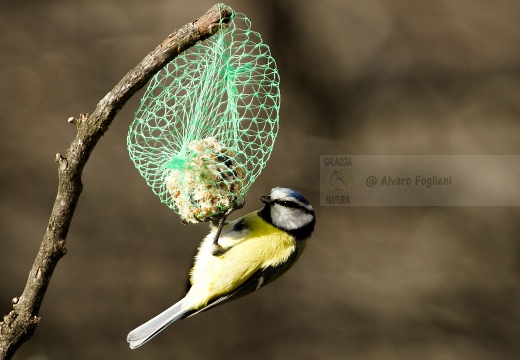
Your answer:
127,7 -> 280,223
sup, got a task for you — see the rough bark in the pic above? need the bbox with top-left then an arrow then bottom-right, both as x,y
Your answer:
0,4 -> 233,359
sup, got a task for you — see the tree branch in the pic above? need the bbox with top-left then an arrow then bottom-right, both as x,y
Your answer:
0,4 -> 233,359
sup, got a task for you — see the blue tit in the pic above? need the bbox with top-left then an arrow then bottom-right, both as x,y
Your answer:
127,187 -> 315,349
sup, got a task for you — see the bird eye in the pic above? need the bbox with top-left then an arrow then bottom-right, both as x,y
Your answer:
279,201 -> 291,207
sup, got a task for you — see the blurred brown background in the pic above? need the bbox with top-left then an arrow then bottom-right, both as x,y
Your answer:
1,1 -> 520,359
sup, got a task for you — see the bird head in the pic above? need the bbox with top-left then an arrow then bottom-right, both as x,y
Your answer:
259,187 -> 315,238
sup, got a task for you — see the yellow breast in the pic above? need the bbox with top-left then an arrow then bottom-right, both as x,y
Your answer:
183,212 -> 295,310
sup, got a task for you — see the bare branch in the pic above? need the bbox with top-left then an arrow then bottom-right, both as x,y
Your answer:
0,4 -> 233,359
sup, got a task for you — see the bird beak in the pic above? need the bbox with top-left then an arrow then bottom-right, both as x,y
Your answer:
260,195 -> 272,204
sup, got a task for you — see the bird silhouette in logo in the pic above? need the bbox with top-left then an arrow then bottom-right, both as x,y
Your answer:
326,169 -> 350,192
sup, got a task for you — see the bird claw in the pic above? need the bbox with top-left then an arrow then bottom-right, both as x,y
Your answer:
210,197 -> 245,256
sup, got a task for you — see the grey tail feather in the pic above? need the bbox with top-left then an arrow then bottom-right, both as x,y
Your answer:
127,298 -> 191,349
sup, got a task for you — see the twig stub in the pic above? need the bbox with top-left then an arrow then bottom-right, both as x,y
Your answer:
0,4 -> 233,359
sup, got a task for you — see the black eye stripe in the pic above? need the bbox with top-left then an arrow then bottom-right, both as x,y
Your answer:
273,199 -> 313,214
273,200 -> 298,208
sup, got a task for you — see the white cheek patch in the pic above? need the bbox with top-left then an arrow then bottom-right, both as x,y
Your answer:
271,205 -> 314,231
